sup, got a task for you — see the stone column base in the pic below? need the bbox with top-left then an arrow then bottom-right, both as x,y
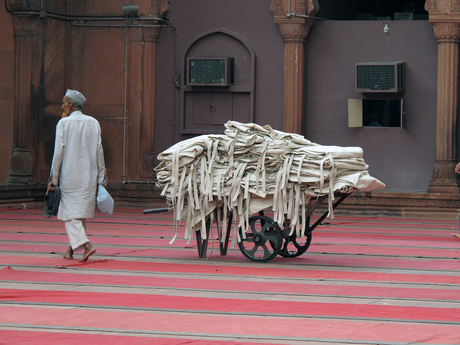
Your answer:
427,159 -> 459,194
427,181 -> 460,194
7,148 -> 34,183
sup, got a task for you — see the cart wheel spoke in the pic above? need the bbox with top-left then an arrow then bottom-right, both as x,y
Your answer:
278,232 -> 312,258
238,215 -> 282,262
261,243 -> 272,257
246,244 -> 259,256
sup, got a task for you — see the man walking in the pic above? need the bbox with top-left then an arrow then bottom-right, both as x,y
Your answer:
47,89 -> 106,261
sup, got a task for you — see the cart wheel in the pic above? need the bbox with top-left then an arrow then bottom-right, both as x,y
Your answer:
278,232 -> 312,258
238,215 -> 282,262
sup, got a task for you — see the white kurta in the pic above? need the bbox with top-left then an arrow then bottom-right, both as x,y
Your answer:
51,111 -> 106,221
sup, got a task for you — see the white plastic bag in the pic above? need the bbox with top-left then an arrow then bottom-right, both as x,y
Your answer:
97,184 -> 114,216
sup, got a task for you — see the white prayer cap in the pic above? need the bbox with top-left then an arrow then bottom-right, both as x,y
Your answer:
65,89 -> 86,106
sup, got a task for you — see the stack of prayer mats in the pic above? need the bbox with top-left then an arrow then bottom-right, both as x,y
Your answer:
155,121 -> 385,245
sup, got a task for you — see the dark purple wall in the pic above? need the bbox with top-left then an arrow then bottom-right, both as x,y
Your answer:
306,20 -> 438,190
155,0 -> 284,155
156,4 -> 438,191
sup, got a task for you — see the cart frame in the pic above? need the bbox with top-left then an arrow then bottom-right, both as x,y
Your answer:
195,193 -> 350,262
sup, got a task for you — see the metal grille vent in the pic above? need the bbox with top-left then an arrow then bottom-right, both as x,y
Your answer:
187,57 -> 234,86
355,62 -> 405,93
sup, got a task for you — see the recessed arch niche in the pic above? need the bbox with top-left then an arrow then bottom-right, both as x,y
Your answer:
181,28 -> 255,134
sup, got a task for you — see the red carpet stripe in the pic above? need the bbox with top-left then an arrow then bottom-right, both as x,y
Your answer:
2,288 -> 460,323
0,330 -> 271,345
1,267 -> 459,301
1,306 -> 459,344
2,241 -> 460,261
2,255 -> 460,285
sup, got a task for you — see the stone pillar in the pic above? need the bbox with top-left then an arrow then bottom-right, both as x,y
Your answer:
425,0 -> 460,193
8,15 -> 43,183
139,0 -> 169,179
140,26 -> 160,179
271,0 -> 318,134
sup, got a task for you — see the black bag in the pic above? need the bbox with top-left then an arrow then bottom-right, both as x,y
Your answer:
44,186 -> 61,218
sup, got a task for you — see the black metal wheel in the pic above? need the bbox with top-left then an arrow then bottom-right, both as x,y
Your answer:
238,215 -> 282,262
278,232 -> 312,257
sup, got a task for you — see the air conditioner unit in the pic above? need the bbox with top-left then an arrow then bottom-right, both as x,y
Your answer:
187,57 -> 234,86
355,61 -> 405,93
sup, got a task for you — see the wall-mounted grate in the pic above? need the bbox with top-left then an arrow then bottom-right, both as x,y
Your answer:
356,62 -> 405,93
187,57 -> 234,86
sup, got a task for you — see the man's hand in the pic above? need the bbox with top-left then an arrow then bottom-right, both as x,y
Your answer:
46,180 -> 55,195
455,163 -> 460,174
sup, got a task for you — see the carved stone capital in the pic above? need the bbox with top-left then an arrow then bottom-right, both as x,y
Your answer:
426,0 -> 460,24
432,22 -> 460,41
270,0 -> 319,17
425,0 -> 438,13
277,21 -> 313,42
271,0 -> 284,15
149,0 -> 169,17
425,0 -> 460,14
11,15 -> 40,36
143,27 -> 161,43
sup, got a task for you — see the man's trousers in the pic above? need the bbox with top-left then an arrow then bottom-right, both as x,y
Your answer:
64,218 -> 88,250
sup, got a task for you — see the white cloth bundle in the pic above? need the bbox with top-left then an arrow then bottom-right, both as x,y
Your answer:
155,121 -> 385,244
